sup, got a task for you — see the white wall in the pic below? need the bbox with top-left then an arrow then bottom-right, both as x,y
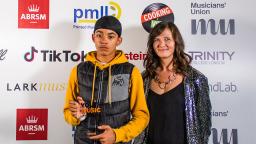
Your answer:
0,0 -> 255,143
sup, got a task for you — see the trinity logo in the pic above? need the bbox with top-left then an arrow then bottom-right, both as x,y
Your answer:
16,109 -> 48,140
18,0 -> 49,29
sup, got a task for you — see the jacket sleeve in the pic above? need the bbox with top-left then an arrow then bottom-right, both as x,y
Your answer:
195,74 -> 212,144
133,71 -> 150,144
63,66 -> 81,126
113,67 -> 150,143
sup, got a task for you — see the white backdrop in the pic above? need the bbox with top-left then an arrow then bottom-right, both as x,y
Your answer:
1,0 -> 256,144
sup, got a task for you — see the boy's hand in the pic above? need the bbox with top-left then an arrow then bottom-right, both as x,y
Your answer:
69,96 -> 86,119
89,125 -> 116,144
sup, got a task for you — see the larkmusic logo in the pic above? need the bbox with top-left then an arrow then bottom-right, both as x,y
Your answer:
0,49 -> 7,61
6,82 -> 67,92
26,116 -> 38,123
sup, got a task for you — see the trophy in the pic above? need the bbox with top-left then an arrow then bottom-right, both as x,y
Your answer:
78,97 -> 104,137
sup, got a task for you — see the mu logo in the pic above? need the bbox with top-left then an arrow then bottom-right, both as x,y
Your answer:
211,128 -> 238,144
191,19 -> 235,35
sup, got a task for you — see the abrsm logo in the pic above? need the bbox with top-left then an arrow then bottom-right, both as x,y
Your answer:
18,0 -> 49,29
16,109 -> 48,140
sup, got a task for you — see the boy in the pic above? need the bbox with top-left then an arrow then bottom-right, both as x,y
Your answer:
63,16 -> 149,144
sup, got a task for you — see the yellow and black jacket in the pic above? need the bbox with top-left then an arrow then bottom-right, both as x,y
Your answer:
64,50 -> 149,143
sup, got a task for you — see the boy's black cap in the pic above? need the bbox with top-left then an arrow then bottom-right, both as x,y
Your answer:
94,16 -> 122,37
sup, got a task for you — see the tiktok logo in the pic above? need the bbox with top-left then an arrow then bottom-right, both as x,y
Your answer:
0,49 -> 8,61
24,46 -> 38,62
23,46 -> 86,62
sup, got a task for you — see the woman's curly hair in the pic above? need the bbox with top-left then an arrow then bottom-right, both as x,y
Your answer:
143,21 -> 192,79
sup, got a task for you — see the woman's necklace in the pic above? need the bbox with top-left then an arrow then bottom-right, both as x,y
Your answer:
154,72 -> 176,89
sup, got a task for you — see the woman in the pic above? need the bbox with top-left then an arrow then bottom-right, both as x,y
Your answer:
134,21 -> 212,144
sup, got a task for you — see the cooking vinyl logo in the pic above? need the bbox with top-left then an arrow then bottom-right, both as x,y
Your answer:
141,3 -> 174,33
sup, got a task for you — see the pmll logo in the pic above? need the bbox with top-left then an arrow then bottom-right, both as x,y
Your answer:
74,1 -> 121,24
16,109 -> 48,140
18,0 -> 49,29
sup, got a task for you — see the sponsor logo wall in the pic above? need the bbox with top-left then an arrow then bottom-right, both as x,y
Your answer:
1,0 -> 255,143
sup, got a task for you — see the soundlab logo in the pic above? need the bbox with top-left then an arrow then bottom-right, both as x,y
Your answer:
211,128 -> 238,144
188,51 -> 235,65
0,49 -> 7,61
141,3 -> 174,33
73,1 -> 121,29
209,82 -> 238,93
191,19 -> 235,35
24,46 -> 86,62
